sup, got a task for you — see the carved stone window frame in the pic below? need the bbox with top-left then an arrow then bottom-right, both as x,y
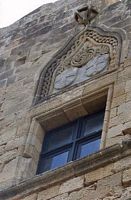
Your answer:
19,71 -> 116,180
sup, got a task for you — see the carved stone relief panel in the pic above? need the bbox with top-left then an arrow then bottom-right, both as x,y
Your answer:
53,54 -> 109,92
33,27 -> 122,105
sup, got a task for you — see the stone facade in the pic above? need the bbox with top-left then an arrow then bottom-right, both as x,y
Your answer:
0,0 -> 131,199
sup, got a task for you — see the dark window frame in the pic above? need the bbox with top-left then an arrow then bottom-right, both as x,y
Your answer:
37,110 -> 104,174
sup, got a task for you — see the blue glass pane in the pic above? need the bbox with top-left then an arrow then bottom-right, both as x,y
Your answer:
82,112 -> 104,136
51,151 -> 69,169
39,151 -> 69,172
79,138 -> 100,158
37,157 -> 52,173
43,124 -> 75,152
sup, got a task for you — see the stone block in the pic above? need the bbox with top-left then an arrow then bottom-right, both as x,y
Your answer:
113,82 -> 125,98
0,69 -> 14,80
10,44 -> 30,57
0,149 -> 18,164
110,107 -> 117,118
111,94 -> 126,108
109,116 -> 120,128
126,92 -> 131,102
0,79 -> 6,88
96,172 -> 122,198
125,80 -> 131,93
85,164 -> 114,185
14,56 -> 26,67
6,75 -> 16,86
0,145 -> 5,156
59,176 -> 84,194
107,124 -> 124,138
5,136 -> 25,151
123,168 -> 131,186
119,186 -> 131,200
51,193 -> 68,200
21,193 -> 38,200
0,158 -> 18,183
114,156 -> 131,173
0,127 -> 17,145
118,101 -> 131,123
38,185 -> 60,200
69,186 -> 98,200
106,135 -> 124,147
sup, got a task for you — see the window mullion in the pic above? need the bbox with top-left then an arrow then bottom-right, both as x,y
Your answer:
68,119 -> 80,161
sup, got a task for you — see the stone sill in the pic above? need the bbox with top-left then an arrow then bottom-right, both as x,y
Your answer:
0,140 -> 131,200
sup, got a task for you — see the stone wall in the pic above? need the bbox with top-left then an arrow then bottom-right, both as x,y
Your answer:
0,141 -> 131,200
0,0 -> 131,199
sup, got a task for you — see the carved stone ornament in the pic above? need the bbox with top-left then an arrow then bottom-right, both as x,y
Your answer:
33,26 -> 123,105
74,5 -> 98,26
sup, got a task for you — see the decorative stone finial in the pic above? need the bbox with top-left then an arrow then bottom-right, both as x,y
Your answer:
74,5 -> 98,27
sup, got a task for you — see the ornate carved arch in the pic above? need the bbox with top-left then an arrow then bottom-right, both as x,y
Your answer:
33,26 -> 125,105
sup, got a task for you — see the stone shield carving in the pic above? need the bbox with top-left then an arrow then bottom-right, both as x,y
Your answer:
53,54 -> 109,92
33,27 -> 122,105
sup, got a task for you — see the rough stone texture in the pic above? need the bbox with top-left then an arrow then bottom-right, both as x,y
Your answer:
85,164 -> 114,185
0,0 -> 131,199
123,168 -> 131,186
59,176 -> 84,194
38,185 -> 60,200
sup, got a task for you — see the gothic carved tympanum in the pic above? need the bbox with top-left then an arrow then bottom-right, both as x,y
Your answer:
33,25 -> 122,105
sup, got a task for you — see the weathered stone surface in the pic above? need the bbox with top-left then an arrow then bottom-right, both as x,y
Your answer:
21,194 -> 38,200
0,0 -> 130,197
113,156 -> 131,173
59,176 -> 84,194
96,172 -> 123,198
0,149 -> 18,163
5,136 -> 25,151
69,185 -> 98,200
122,168 -> 131,186
38,185 -> 60,200
51,193 -> 68,200
107,124 -> 124,138
0,143 -> 130,199
0,127 -> 17,146
85,164 -> 114,185
0,158 -> 18,185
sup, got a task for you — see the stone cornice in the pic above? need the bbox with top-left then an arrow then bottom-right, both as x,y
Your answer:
0,140 -> 131,200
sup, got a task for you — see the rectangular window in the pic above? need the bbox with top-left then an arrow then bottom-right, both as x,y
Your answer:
37,110 -> 105,174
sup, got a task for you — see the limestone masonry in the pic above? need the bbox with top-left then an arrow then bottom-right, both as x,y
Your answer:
0,0 -> 131,199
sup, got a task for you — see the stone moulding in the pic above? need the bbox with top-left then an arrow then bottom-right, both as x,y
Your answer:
33,25 -> 127,106
0,140 -> 131,200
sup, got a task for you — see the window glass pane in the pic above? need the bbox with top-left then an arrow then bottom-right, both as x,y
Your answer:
82,111 -> 104,136
37,156 -> 52,174
78,138 -> 101,158
43,123 -> 75,152
51,151 -> 69,169
38,151 -> 69,173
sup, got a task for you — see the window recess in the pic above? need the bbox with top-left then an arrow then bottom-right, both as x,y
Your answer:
37,110 -> 105,174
